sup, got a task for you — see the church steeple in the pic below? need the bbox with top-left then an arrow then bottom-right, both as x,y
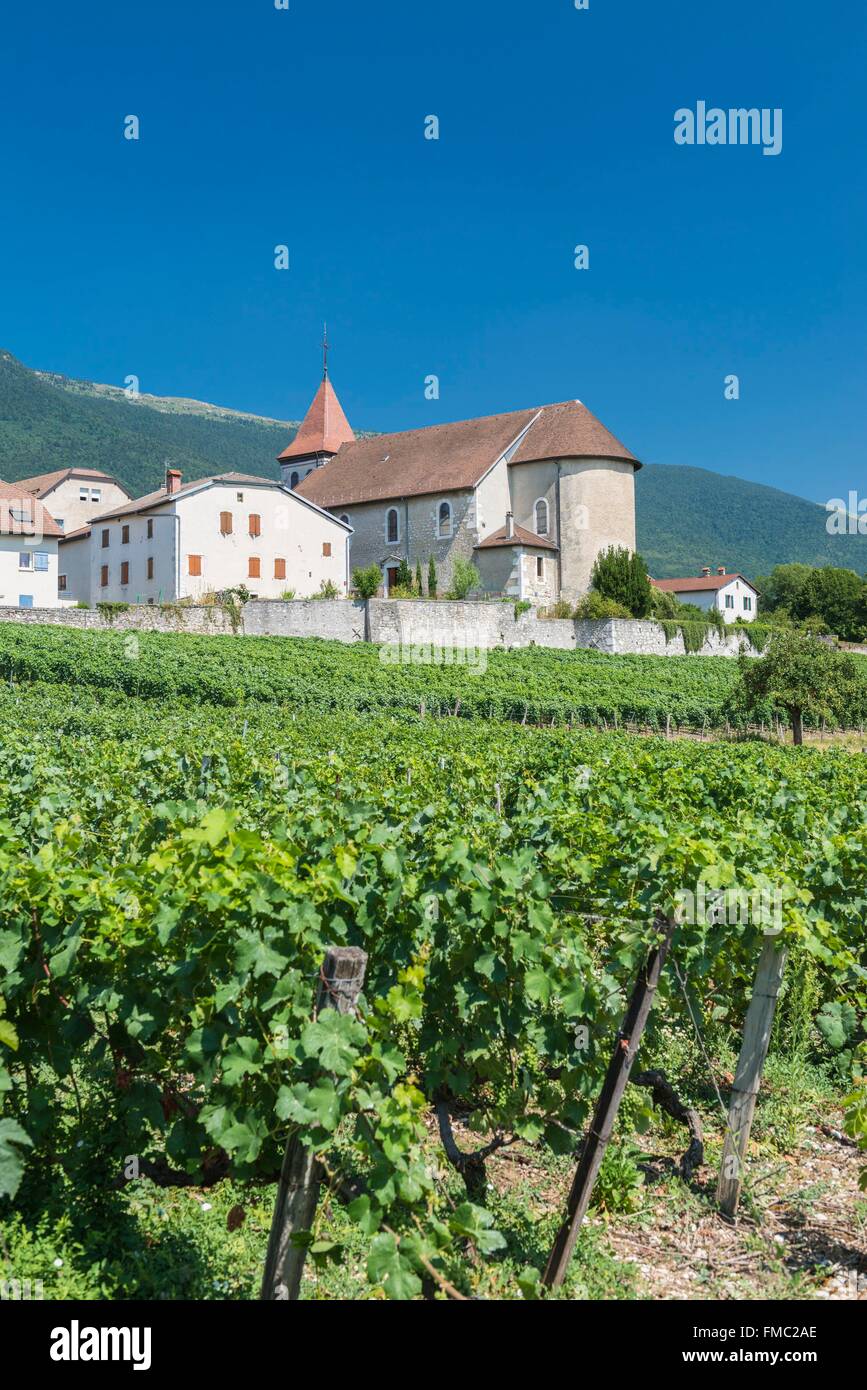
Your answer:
278,333 -> 355,486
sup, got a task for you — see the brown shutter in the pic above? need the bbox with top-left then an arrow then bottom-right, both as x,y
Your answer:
188,555 -> 202,577
101,529 -> 110,548
122,525 -> 130,544
248,556 -> 261,579
274,558 -> 286,580
322,542 -> 332,557
147,557 -> 154,580
220,511 -> 233,535
120,561 -> 129,585
249,513 -> 261,537
100,565 -> 108,587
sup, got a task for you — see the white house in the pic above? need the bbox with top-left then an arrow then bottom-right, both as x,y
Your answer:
16,467 -> 131,533
0,482 -> 63,607
651,567 -> 759,623
60,469 -> 352,606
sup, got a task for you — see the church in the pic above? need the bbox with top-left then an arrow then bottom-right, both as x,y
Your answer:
279,360 -> 641,603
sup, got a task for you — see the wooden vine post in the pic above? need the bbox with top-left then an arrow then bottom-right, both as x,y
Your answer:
261,946 -> 368,1301
717,934 -> 787,1218
542,915 -> 676,1290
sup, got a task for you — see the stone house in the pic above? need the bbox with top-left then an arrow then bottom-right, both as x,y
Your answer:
286,371 -> 641,601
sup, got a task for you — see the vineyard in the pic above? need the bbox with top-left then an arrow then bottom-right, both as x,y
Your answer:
1,641 -> 866,1299
2,620 -> 867,731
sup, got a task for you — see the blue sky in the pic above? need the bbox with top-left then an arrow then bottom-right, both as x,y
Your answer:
1,0 -> 865,501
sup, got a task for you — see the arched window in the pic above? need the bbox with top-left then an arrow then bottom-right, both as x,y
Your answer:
386,508 -> 400,544
437,500 -> 452,539
534,498 -> 549,537
339,514 -> 350,526
289,471 -> 299,489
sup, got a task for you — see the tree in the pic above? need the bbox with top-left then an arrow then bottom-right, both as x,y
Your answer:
352,565 -> 381,600
428,556 -> 438,599
447,557 -> 480,600
415,559 -> 424,596
396,558 -> 413,590
796,567 -> 867,642
731,630 -> 867,745
590,547 -> 652,618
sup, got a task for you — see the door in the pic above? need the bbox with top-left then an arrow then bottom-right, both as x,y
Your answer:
385,565 -> 400,596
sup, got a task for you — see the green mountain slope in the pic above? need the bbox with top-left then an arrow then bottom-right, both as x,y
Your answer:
2,350 -> 863,580
0,350 -> 295,496
636,463 -> 867,580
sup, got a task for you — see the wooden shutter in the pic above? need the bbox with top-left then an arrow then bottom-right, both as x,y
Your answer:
122,525 -> 130,544
220,511 -> 233,535
100,565 -> 108,587
120,561 -> 129,585
274,558 -> 286,580
188,555 -> 202,577
248,556 -> 261,579
249,513 -> 261,537
322,542 -> 332,557
147,557 -> 154,580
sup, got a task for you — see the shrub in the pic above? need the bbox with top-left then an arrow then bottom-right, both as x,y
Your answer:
280,589 -> 297,601
352,565 -> 382,600
311,579 -> 340,600
540,599 -> 575,619
513,600 -> 532,619
427,556 -> 438,599
574,591 -> 632,620
591,547 -> 652,617
446,558 -> 480,601
395,559 -> 413,590
415,560 -> 424,596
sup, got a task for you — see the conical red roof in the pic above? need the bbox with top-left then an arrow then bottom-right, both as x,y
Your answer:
278,377 -> 356,462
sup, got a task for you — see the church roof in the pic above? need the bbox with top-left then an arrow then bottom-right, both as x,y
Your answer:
296,399 -> 639,508
475,523 -> 558,551
277,377 -> 356,463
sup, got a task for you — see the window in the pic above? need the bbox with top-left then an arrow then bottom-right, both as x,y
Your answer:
724,594 -> 735,609
536,556 -> 544,580
249,513 -> 261,538
120,561 -> 129,586
122,525 -> 130,544
79,487 -> 89,502
91,489 -> 101,503
147,519 -> 154,539
146,557 -> 154,580
339,514 -> 350,525
534,499 -> 549,537
100,565 -> 109,588
322,542 -> 332,557
18,595 -> 33,608
220,511 -> 233,535
437,501 -> 452,539
101,529 -> 110,548
236,492 -> 244,503
18,552 -> 32,571
248,556 -> 261,579
188,555 -> 202,577
34,552 -> 49,572
274,557 -> 286,580
10,506 -> 32,523
58,575 -> 67,592
289,472 -> 299,489
743,596 -> 753,611
386,508 -> 399,544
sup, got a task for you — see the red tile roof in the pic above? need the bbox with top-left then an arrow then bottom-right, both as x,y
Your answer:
278,378 -> 356,463
94,472 -> 285,521
15,467 -> 127,498
296,399 -> 639,508
651,573 -> 756,593
0,482 -> 63,538
475,522 -> 558,551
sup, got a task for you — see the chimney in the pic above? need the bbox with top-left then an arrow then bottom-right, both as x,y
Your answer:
506,511 -> 515,539
165,468 -> 182,495
717,565 -> 726,576
701,566 -> 711,577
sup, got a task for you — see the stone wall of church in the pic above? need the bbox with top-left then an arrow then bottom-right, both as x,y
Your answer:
340,490 -> 478,593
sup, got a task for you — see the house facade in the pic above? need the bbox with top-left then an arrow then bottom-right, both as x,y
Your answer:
16,467 -> 131,533
59,469 -> 352,606
0,483 -> 62,607
286,373 -> 641,601
651,567 -> 759,622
